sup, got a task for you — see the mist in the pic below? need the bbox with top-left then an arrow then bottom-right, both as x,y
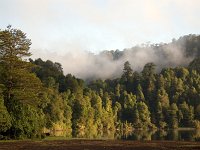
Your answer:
31,37 -> 195,80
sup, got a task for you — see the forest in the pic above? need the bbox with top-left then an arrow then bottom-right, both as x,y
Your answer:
1,26 -> 200,139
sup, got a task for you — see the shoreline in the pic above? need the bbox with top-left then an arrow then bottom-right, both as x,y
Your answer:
0,140 -> 200,150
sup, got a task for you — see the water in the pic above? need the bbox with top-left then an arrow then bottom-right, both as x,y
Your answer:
48,129 -> 200,141
121,129 -> 200,141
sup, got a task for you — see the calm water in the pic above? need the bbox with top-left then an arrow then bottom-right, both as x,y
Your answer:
49,129 -> 200,141
121,129 -> 200,141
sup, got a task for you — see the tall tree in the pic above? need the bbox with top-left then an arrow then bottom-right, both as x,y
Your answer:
0,26 -> 44,138
0,26 -> 42,104
123,61 -> 133,79
121,61 -> 133,92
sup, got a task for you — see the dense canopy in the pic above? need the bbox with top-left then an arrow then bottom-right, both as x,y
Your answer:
1,27 -> 200,139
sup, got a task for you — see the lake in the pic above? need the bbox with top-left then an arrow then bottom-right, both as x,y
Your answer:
121,129 -> 200,141
47,129 -> 200,141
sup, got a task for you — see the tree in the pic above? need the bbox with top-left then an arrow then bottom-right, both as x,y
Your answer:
142,63 -> 156,110
0,26 -> 44,138
175,67 -> 189,81
0,26 -> 42,104
179,102 -> 194,127
142,63 -> 156,79
155,101 -> 167,129
195,104 -> 200,120
9,100 -> 45,138
156,75 -> 165,89
167,103 -> 178,128
43,88 -> 63,128
136,84 -> 145,102
156,88 -> 169,108
31,58 -> 65,92
101,93 -> 115,130
113,101 -> 122,123
137,101 -> 151,124
0,86 -> 11,133
121,61 -> 133,92
91,93 -> 103,130
123,61 -> 133,79
122,93 -> 136,122
0,26 -> 30,99
189,57 -> 200,73
115,83 -> 120,100
132,106 -> 141,128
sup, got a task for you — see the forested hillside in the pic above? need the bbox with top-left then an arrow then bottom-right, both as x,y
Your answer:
62,34 -> 200,80
101,34 -> 200,62
101,34 -> 200,72
1,26 -> 200,139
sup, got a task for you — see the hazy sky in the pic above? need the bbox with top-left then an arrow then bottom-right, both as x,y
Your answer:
0,0 -> 200,57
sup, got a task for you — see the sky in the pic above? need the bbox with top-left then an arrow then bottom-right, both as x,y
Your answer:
0,0 -> 200,74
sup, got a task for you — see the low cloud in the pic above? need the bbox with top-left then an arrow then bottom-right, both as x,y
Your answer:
31,40 -> 194,80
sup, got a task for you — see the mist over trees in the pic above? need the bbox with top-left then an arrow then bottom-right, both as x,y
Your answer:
1,27 -> 200,139
55,34 -> 200,80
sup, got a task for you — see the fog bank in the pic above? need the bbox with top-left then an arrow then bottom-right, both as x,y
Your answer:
31,37 -> 195,80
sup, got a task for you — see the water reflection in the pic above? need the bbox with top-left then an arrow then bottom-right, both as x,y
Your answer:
49,129 -> 200,141
121,129 -> 157,140
153,129 -> 199,141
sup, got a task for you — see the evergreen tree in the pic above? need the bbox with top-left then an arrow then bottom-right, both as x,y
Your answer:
137,101 -> 152,128
155,101 -> 167,129
167,103 -> 178,129
136,84 -> 145,102
156,88 -> 169,108
179,102 -> 194,127
0,87 -> 11,133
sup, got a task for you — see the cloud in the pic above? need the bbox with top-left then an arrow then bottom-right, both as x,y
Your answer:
1,0 -> 200,53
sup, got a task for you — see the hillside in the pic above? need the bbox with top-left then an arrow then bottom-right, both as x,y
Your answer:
1,27 -> 200,140
56,34 -> 200,80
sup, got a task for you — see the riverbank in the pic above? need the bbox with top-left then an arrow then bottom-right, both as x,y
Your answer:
0,140 -> 200,150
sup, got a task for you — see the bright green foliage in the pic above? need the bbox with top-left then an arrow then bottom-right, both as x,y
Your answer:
0,26 -> 33,102
113,101 -> 122,123
157,75 -> 165,89
137,102 -> 151,126
132,107 -> 141,128
0,88 -> 11,132
72,95 -> 96,134
9,99 -> 45,138
175,67 -> 189,80
157,88 -> 169,108
179,102 -> 194,127
43,88 -> 64,128
122,93 -> 136,122
0,26 -> 44,138
115,83 -> 120,99
136,84 -> 145,102
2,27 -> 200,139
101,94 -> 115,130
